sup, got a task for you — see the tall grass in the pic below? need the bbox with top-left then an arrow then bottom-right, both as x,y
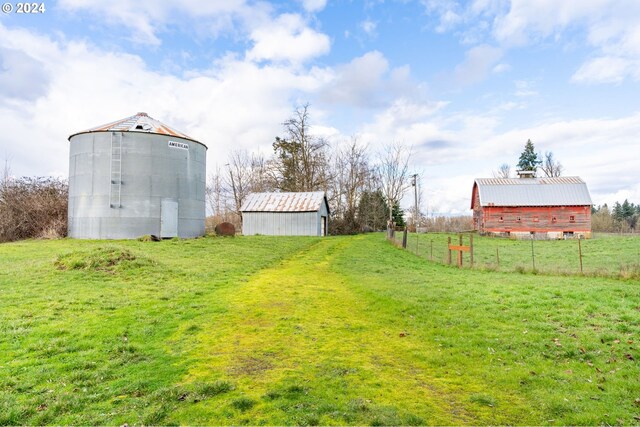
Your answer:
400,232 -> 640,278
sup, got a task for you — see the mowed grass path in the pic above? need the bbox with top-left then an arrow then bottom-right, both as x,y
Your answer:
1,234 -> 639,425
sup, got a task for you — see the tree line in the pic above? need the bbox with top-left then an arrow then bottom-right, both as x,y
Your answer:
207,104 -> 415,234
592,201 -> 640,233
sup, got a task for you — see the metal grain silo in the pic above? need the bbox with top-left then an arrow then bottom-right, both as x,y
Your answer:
67,112 -> 207,239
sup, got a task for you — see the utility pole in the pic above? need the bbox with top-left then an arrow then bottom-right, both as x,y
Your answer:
411,173 -> 419,253
226,163 -> 239,217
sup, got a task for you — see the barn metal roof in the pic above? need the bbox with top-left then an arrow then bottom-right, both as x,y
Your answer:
473,176 -> 592,207
68,112 -> 205,146
240,191 -> 329,213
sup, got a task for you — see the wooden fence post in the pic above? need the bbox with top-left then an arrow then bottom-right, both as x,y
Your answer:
402,227 -> 408,249
447,237 -> 452,265
496,247 -> 500,270
458,234 -> 463,268
578,238 -> 583,274
430,240 -> 433,261
531,237 -> 536,271
470,234 -> 474,268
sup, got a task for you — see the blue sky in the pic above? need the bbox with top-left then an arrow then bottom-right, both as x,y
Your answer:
1,0 -> 639,214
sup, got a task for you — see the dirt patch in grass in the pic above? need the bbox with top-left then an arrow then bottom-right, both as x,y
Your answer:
228,354 -> 274,376
54,246 -> 156,272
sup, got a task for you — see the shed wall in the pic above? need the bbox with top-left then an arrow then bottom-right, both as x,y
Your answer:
242,212 -> 322,236
68,131 -> 206,239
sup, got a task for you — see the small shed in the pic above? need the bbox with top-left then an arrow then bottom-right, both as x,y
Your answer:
471,176 -> 593,239
240,192 -> 330,236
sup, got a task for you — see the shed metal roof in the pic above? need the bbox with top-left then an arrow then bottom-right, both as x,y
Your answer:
474,176 -> 592,207
68,112 -> 204,146
240,192 -> 329,213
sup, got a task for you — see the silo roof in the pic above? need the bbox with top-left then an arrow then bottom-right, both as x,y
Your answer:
68,112 -> 205,146
240,191 -> 329,213
473,176 -> 592,207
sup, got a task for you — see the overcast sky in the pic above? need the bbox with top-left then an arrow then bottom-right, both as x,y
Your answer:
1,0 -> 639,215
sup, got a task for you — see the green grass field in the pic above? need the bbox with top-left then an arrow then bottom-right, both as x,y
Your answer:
1,234 -> 639,425
402,232 -> 640,277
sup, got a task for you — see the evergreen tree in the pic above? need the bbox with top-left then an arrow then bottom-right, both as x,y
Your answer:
392,202 -> 406,228
357,190 -> 388,231
517,139 -> 542,173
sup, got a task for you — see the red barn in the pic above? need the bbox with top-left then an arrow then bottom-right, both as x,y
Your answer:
471,176 -> 593,239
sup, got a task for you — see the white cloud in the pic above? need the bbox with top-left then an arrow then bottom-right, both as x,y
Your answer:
491,0 -> 640,83
571,56 -> 638,84
0,23 -> 329,179
360,19 -> 377,36
422,0 -> 464,33
453,44 -> 503,85
0,48 -> 50,101
514,79 -> 537,97
423,0 -> 640,84
318,51 -> 401,107
300,0 -> 327,13
350,88 -> 640,213
58,0 -> 258,45
246,13 -> 331,63
492,62 -> 510,74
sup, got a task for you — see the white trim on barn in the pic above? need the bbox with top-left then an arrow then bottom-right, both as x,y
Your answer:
240,192 -> 330,236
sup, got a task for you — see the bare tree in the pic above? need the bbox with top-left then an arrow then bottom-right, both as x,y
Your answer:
225,149 -> 253,215
269,103 -> 330,192
1,155 -> 12,190
206,166 -> 226,218
247,152 -> 272,193
541,151 -> 563,177
378,142 -> 411,223
493,163 -> 511,179
329,138 -> 371,233
226,150 -> 275,213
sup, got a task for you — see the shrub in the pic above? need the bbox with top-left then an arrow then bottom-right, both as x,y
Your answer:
0,176 -> 68,242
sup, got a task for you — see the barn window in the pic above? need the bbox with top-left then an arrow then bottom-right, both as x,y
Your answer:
570,215 -> 575,222
498,216 -> 504,222
516,216 -> 521,222
552,216 -> 557,222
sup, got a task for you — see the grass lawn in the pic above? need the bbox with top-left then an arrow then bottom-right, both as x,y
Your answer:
0,234 -> 639,425
403,232 -> 640,277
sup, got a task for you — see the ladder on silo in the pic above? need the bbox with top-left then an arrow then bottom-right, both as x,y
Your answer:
110,132 -> 122,208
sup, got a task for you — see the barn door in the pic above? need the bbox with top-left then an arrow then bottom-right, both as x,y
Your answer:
321,216 -> 327,236
161,199 -> 178,238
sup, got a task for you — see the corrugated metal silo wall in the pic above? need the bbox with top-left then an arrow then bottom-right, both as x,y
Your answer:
68,131 -> 206,239
242,212 -> 320,236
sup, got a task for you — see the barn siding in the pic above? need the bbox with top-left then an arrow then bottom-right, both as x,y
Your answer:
479,205 -> 591,237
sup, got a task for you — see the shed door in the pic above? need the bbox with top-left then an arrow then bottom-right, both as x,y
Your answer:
321,216 -> 327,236
161,199 -> 179,238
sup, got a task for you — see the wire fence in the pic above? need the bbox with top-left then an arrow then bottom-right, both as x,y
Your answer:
388,230 -> 640,278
